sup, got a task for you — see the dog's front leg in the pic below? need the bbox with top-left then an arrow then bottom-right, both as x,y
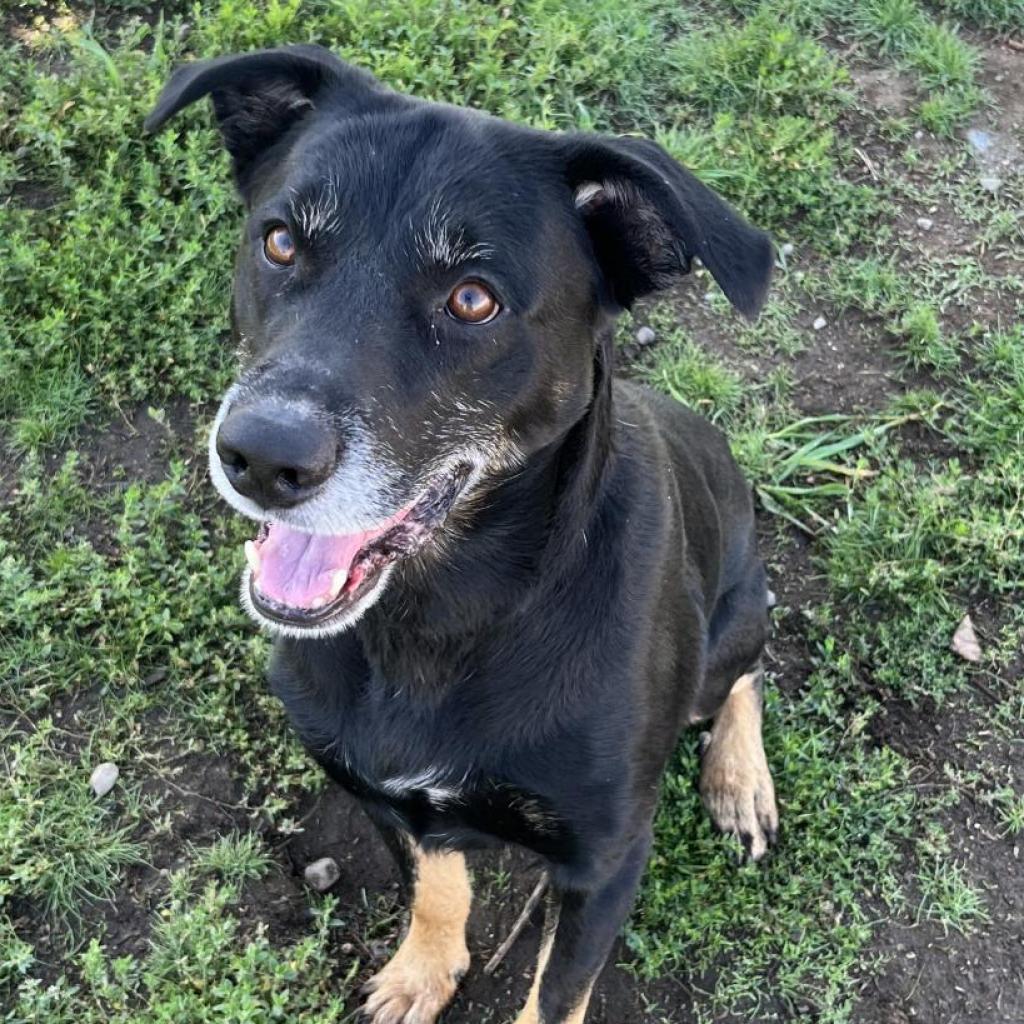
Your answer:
514,832 -> 651,1024
363,830 -> 472,1024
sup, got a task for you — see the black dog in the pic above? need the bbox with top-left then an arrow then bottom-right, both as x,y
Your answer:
147,45 -> 777,1024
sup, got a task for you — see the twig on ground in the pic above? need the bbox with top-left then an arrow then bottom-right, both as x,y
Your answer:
854,146 -> 879,180
484,873 -> 549,975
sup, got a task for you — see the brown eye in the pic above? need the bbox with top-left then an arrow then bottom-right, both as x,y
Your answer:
445,280 -> 500,324
264,224 -> 296,266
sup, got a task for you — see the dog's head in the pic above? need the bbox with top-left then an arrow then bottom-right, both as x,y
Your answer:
146,45 -> 773,638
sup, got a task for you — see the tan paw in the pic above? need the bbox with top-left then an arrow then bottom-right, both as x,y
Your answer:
363,937 -> 469,1024
699,729 -> 779,862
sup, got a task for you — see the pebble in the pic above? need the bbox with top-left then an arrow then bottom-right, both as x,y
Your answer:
916,217 -> 933,231
766,589 -> 777,609
780,242 -> 794,257
812,316 -> 827,331
967,128 -> 993,154
951,614 -> 982,663
89,762 -> 119,798
979,175 -> 1003,193
635,325 -> 657,346
304,856 -> 341,892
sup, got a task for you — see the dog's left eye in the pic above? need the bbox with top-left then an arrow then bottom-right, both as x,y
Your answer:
264,225 -> 296,267
446,280 -> 500,324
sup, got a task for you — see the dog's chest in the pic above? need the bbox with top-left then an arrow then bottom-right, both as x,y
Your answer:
271,638 -> 595,862
323,733 -> 575,859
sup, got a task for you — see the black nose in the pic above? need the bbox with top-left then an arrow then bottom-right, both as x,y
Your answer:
215,403 -> 338,508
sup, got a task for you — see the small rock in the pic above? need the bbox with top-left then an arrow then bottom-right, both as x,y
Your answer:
967,128 -> 992,154
951,614 -> 982,663
304,856 -> 340,892
780,242 -> 794,257
766,589 -> 777,609
979,175 -> 1003,193
89,762 -> 119,798
812,316 -> 827,331
914,129 -> 924,140
635,325 -> 657,346
916,217 -> 933,231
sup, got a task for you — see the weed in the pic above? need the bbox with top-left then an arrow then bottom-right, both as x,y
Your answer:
189,832 -> 274,886
895,301 -> 959,373
915,856 -> 989,934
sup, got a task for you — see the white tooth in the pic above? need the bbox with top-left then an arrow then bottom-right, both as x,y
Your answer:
310,596 -> 327,609
244,541 -> 261,576
328,569 -> 348,598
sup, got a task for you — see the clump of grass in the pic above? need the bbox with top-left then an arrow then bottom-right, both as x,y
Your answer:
895,301 -> 959,373
991,787 -> 1024,835
740,415 -> 883,533
915,842 -> 989,935
640,326 -> 748,423
189,832 -> 274,887
848,0 -> 927,53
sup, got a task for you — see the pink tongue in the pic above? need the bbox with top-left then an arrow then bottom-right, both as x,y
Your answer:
255,523 -> 377,608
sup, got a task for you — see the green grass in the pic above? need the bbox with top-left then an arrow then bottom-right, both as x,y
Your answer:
632,666 -> 915,1019
2,2 -> 1023,1022
5,865 -> 356,1023
1,720 -> 144,920
929,0 -> 1024,30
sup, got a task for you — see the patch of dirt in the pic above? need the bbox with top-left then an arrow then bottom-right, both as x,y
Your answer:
632,279 -> 918,418
73,399 -> 196,490
854,689 -> 1024,1024
849,66 -> 917,119
968,43 -> 1024,186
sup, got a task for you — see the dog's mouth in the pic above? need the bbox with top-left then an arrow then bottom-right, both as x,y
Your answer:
245,464 -> 471,628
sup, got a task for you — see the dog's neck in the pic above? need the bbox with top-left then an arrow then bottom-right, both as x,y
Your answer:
355,342 -> 616,681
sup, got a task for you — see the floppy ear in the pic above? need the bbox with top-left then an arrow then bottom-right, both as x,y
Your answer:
561,133 -> 773,318
145,45 -> 393,193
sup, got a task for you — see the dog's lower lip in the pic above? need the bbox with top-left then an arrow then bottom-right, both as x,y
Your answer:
249,563 -> 379,626
246,463 -> 471,628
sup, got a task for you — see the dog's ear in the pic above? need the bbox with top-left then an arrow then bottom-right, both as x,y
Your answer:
145,45 -> 392,192
561,133 -> 773,318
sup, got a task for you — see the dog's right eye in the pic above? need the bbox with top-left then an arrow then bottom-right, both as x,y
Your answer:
446,280 -> 500,324
264,225 -> 296,267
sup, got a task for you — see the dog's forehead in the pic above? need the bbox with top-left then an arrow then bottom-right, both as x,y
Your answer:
280,108 -> 555,251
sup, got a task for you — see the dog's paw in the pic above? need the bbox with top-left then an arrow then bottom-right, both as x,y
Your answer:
363,935 -> 469,1024
699,729 -> 779,862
